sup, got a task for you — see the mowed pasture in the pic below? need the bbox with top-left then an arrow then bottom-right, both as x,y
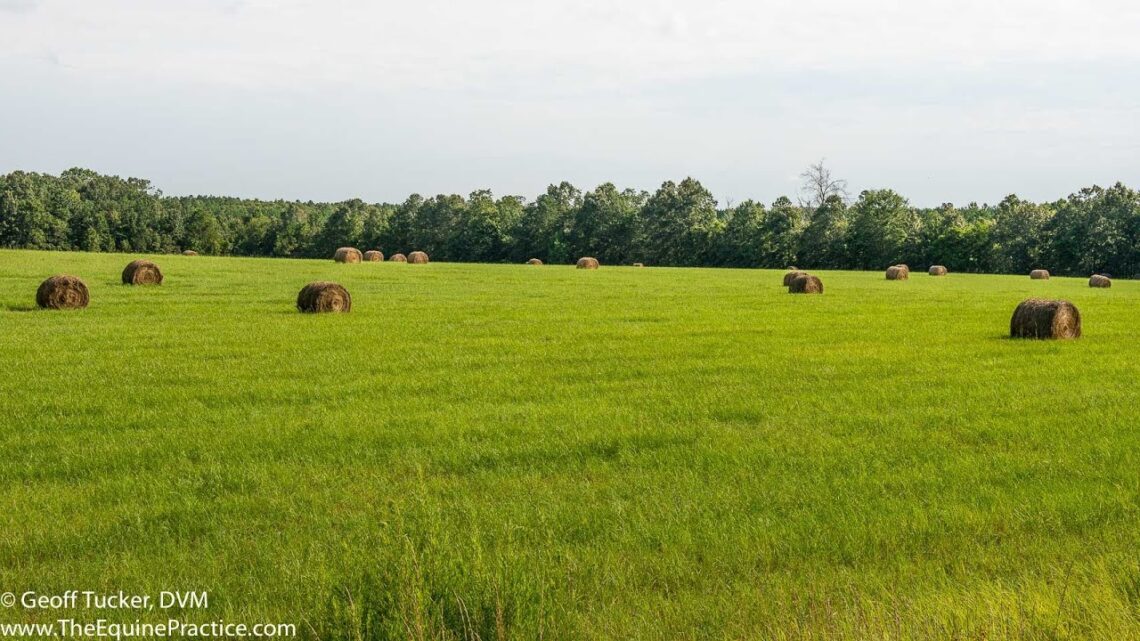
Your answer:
1,249 -> 1138,640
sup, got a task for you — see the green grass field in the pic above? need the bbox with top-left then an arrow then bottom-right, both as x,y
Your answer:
1,249 -> 1138,640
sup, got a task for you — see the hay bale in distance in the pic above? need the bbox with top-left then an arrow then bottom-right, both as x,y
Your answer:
333,247 -> 362,263
36,275 -> 89,310
363,250 -> 384,262
296,282 -> 352,313
408,251 -> 429,264
633,262 -> 644,267
886,265 -> 909,280
789,273 -> 823,294
389,253 -> 407,263
783,270 -> 808,287
526,258 -> 543,265
1089,274 -> 1112,288
929,265 -> 948,276
577,257 -> 600,270
1010,298 -> 1080,339
122,259 -> 163,285
182,250 -> 198,256
1030,269 -> 1050,280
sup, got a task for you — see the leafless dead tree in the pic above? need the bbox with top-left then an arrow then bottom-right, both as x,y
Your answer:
799,159 -> 848,209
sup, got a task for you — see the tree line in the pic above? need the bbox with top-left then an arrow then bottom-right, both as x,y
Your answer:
2,166 -> 1139,277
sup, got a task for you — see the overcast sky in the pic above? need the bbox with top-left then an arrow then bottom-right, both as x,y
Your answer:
1,0 -> 1138,206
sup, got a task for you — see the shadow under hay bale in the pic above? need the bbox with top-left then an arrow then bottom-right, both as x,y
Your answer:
182,250 -> 198,256
122,259 -> 163,285
929,265 -> 948,276
886,265 -> 909,280
408,251 -> 429,264
36,275 -> 89,310
296,282 -> 351,313
389,253 -> 407,262
1010,298 -> 1080,340
1030,269 -> 1050,280
577,257 -> 599,269
1089,274 -> 1112,288
783,270 -> 807,287
363,250 -> 384,262
333,247 -> 362,263
789,273 -> 823,294
526,258 -> 543,265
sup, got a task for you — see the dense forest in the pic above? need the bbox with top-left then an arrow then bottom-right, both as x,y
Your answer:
2,166 -> 1138,277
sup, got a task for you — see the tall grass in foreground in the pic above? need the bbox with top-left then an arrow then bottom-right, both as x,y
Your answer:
0,250 -> 1137,639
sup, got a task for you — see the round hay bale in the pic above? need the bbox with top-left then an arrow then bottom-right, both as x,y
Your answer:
333,247 -> 362,263
789,273 -> 823,294
1010,298 -> 1080,340
389,253 -> 407,263
783,270 -> 808,287
182,250 -> 198,256
363,250 -> 384,262
885,265 -> 909,280
929,265 -> 948,276
296,281 -> 351,313
526,258 -> 543,265
576,257 -> 600,270
1030,269 -> 1050,280
1089,274 -> 1112,288
121,259 -> 163,285
633,262 -> 644,267
408,251 -> 429,264
36,275 -> 89,310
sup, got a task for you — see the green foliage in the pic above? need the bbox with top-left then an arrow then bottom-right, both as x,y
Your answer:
571,183 -> 644,265
1,168 -> 1139,275
846,189 -> 919,269
638,178 -> 720,265
991,195 -> 1052,274
513,182 -> 580,263
798,194 -> 849,268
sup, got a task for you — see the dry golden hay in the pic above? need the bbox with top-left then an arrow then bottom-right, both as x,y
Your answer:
408,251 -> 429,264
789,273 -> 823,294
1030,269 -> 1050,280
333,247 -> 362,263
1089,274 -> 1112,288
576,257 -> 600,269
526,258 -> 543,265
296,281 -> 352,313
1010,298 -> 1080,339
363,250 -> 384,262
633,262 -> 645,267
121,259 -> 163,285
783,270 -> 808,286
182,250 -> 198,256
389,253 -> 407,262
885,265 -> 909,280
929,265 -> 948,276
36,275 -> 90,310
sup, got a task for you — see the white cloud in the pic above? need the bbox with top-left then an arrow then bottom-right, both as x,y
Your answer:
4,0 -> 1140,89
1,0 -> 1138,204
